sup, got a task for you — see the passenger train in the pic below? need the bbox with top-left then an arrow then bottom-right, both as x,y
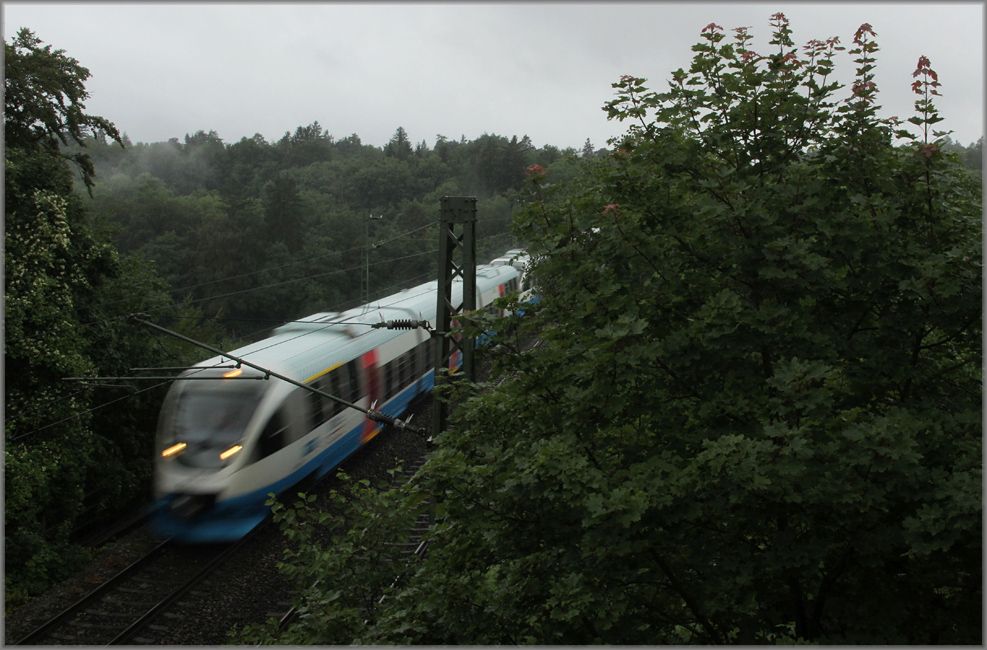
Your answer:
151,251 -> 528,542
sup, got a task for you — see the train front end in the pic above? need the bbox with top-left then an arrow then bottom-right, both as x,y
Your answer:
151,366 -> 270,543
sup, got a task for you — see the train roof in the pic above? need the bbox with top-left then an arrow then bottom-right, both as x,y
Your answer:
190,263 -> 519,381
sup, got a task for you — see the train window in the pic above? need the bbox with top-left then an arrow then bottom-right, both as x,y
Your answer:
172,383 -> 264,469
257,407 -> 288,459
306,383 -> 323,430
390,359 -> 400,397
325,368 -> 342,417
345,360 -> 361,402
384,362 -> 394,400
312,377 -> 331,422
338,362 -> 355,406
330,370 -> 345,417
397,352 -> 409,387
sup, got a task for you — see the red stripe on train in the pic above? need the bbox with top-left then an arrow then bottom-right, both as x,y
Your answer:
361,349 -> 380,443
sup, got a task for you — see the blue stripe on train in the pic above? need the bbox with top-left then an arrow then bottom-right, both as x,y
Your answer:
151,369 -> 438,543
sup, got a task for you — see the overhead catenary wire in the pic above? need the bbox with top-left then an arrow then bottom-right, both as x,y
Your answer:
78,229 -> 514,328
211,267 -> 442,344
184,228 -> 512,307
17,232 -> 520,442
8,360 -> 234,443
165,222 -> 435,297
228,281 -> 443,359
130,315 -> 425,435
151,229 -> 512,333
14,271 -> 442,443
76,247 -> 440,329
181,249 -> 440,306
237,245 -> 518,364
82,222 -> 437,316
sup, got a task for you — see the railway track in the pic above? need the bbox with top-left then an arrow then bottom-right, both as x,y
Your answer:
74,506 -> 155,550
276,451 -> 433,635
14,532 -> 255,646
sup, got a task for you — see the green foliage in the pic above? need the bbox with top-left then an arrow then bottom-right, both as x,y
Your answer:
4,28 -> 122,192
231,470 -> 423,644
241,14 -> 980,645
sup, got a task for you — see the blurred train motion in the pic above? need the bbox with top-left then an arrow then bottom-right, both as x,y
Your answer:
152,251 -> 530,542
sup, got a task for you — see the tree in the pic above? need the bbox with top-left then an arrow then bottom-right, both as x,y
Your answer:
4,29 -> 189,607
279,121 -> 334,167
384,126 -> 413,160
262,173 -> 305,251
4,28 -> 122,192
964,137 -> 982,171
248,14 -> 981,645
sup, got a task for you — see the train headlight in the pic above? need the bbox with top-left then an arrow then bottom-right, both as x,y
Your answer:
161,441 -> 187,458
219,444 -> 243,461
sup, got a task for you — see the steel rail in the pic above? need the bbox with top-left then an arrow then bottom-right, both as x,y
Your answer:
108,529 -> 259,645
13,539 -> 172,645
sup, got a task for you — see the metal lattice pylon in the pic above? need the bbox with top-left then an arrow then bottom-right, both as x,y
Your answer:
432,196 -> 477,435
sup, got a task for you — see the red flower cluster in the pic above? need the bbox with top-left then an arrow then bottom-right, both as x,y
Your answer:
525,164 -> 545,177
912,56 -> 938,80
770,12 -> 788,22
740,50 -> 759,63
853,22 -> 876,44
701,22 -> 723,33
912,55 -> 941,95
602,203 -> 620,216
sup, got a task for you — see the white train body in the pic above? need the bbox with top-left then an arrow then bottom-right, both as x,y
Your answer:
152,260 -> 522,542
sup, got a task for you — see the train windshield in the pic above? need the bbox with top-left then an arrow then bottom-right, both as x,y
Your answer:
171,383 -> 264,469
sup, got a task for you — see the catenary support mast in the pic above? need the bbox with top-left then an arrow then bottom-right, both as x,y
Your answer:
432,196 -> 477,435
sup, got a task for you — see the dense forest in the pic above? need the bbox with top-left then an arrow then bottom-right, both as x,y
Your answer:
75,124 -> 601,336
4,12 -> 983,643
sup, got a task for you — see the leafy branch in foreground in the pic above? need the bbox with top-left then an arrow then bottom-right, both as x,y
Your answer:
239,13 -> 980,644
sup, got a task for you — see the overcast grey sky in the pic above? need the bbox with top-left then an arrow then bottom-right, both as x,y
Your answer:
4,2 -> 984,150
